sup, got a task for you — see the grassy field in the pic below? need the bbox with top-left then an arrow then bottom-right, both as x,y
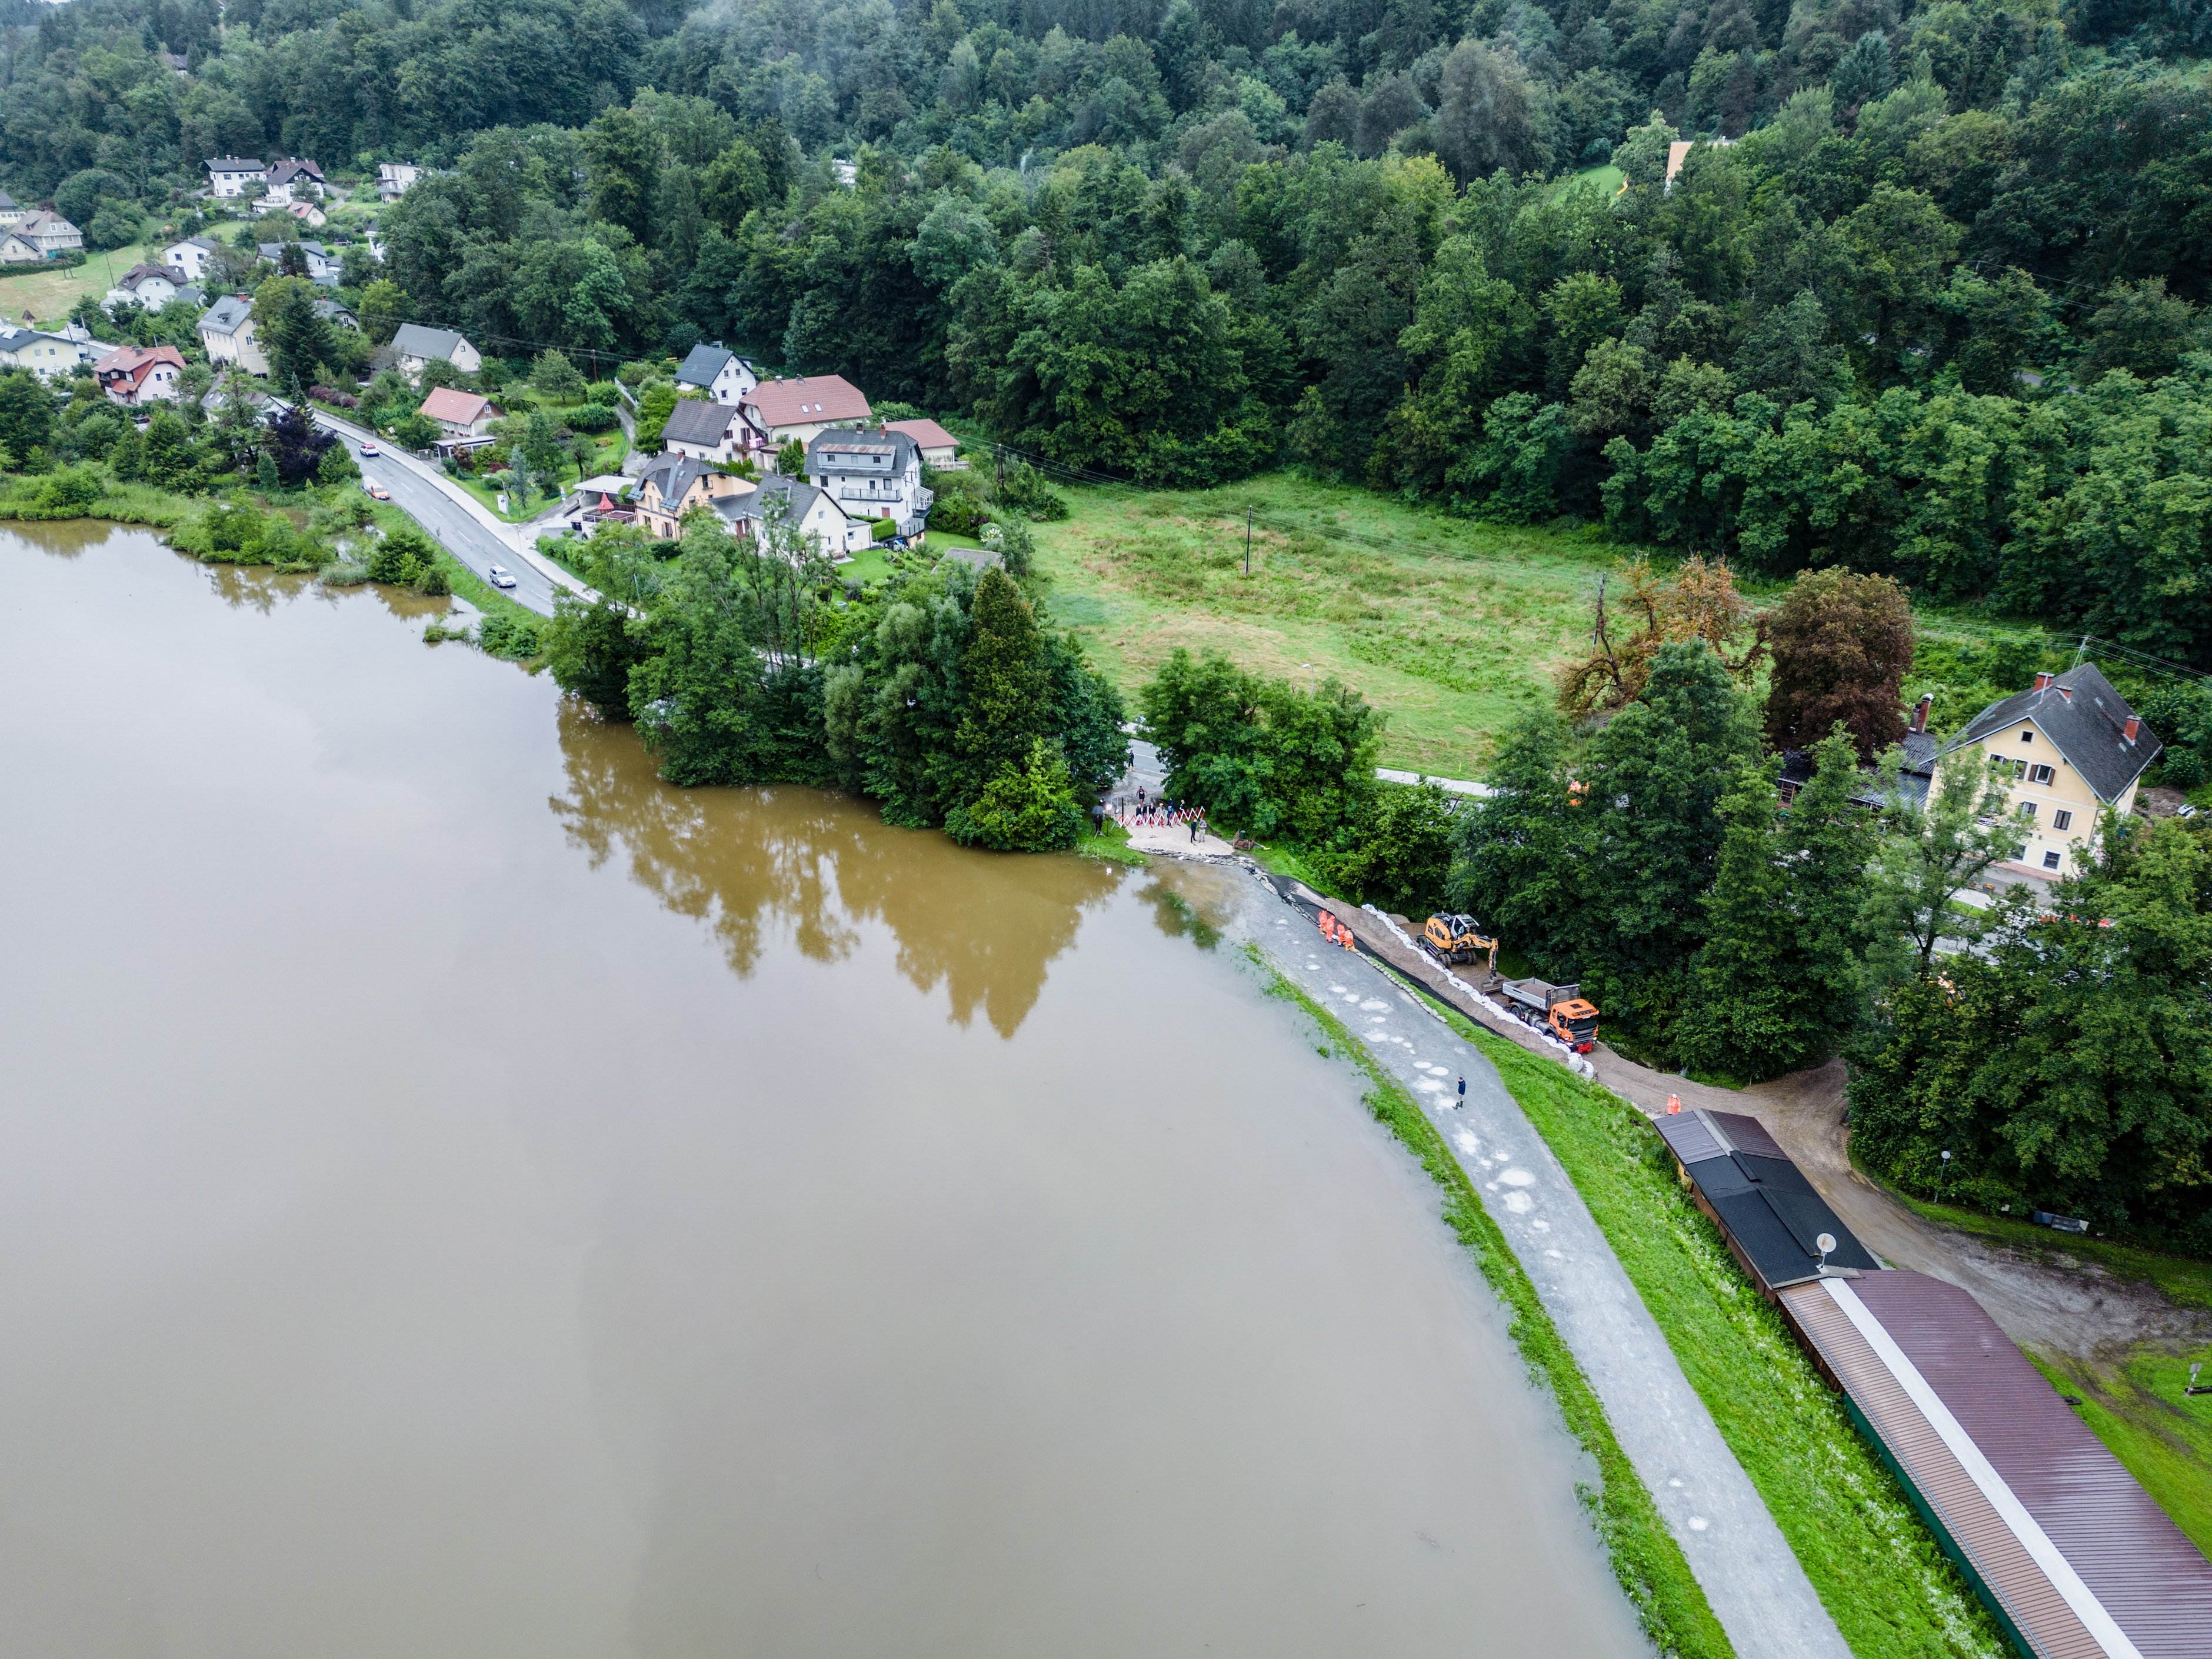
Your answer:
1258,952 -> 1736,1659
1390,977 -> 2011,1659
0,241 -> 152,327
1032,475 -> 1637,772
1031,472 -> 2064,775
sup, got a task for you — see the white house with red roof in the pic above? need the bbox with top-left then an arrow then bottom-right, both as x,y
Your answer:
418,385 -> 501,438
94,344 -> 187,406
738,374 -> 872,453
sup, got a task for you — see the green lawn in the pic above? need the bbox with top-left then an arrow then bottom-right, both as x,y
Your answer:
0,240 -> 153,327
1032,472 -> 2059,775
1557,162 -> 1627,198
1394,978 -> 2011,1659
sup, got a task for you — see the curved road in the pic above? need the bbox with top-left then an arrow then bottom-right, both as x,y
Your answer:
343,433 -> 562,615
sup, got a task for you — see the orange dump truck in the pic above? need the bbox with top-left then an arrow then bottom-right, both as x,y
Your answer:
1497,977 -> 1600,1053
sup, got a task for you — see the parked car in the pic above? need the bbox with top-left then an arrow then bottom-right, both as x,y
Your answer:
487,565 -> 517,588
358,441 -> 379,457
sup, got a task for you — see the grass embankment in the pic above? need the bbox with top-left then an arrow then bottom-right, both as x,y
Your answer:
0,475 -> 194,527
1254,947 -> 1736,1659
1894,1195 -> 2212,1554
1392,984 -> 2010,1659
1032,472 -> 2076,774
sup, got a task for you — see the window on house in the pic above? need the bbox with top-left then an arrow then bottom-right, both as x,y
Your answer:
2018,801 -> 2037,820
2020,729 -> 2034,742
2053,809 -> 2073,831
2029,764 -> 2054,784
2043,851 -> 2061,870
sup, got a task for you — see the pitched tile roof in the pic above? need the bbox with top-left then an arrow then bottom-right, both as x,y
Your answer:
741,374 -> 870,429
419,386 -> 494,426
115,263 -> 176,291
206,156 -> 265,171
266,158 -> 324,185
884,417 -> 958,452
199,294 -> 253,335
94,343 -> 185,377
1946,662 -> 2162,802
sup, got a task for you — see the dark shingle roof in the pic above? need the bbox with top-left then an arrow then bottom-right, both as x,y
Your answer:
641,454 -> 712,508
675,342 -> 735,388
1655,1108 -> 1878,1290
391,322 -> 468,361
661,398 -> 738,446
1947,663 -> 2161,802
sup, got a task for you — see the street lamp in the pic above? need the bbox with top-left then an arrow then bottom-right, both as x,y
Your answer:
1940,1148 -> 1952,1200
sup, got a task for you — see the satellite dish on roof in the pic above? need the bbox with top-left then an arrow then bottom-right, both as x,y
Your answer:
1815,1231 -> 1838,1274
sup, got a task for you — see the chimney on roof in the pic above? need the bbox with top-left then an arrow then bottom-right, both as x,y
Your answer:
2125,716 -> 2141,743
1910,693 -> 1932,734
2033,671 -> 2055,691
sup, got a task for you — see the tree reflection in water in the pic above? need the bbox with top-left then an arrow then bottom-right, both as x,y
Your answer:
548,700 -> 1121,1037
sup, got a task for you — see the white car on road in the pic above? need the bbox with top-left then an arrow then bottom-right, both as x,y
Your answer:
487,565 -> 518,589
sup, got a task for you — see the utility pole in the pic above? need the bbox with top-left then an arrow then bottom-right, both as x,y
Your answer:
1244,507 -> 1252,575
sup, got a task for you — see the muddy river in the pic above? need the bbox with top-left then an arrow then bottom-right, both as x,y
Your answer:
0,524 -> 1648,1658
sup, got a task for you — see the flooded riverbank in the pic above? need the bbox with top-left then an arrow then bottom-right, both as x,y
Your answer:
0,524 -> 1650,1658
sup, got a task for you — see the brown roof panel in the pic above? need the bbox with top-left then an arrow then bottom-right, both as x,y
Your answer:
1851,1271 -> 2212,1659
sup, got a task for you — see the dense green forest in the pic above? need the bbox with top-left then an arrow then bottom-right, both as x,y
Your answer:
14,0 -> 2212,658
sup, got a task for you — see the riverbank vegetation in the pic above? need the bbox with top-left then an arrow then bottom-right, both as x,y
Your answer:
1256,953 -> 1735,1659
1398,985 -> 2008,1659
542,512 -> 1128,852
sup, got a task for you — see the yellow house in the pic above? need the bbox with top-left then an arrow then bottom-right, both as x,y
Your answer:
1934,664 -> 2161,879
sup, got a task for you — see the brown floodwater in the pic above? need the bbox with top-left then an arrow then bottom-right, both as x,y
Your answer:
0,523 -> 1649,1659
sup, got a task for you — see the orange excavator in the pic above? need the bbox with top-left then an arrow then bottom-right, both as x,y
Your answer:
1421,913 -> 1499,971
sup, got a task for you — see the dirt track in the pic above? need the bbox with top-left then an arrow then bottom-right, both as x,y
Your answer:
1591,1048 -> 2212,1361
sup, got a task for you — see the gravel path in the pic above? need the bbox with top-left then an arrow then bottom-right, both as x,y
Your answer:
1230,874 -> 1854,1659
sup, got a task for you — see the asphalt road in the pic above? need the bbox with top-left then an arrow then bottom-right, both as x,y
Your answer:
342,435 -> 560,616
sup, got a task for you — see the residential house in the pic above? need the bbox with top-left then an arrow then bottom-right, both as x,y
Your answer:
0,191 -> 23,229
1778,694 -> 1940,811
418,385 -> 501,438
660,397 -> 762,465
377,163 -> 424,202
390,322 -> 482,384
674,340 -> 758,406
1933,664 -> 2162,879
261,159 -> 325,206
10,212 -> 82,258
883,416 -> 960,468
164,235 -> 221,284
0,232 -> 42,265
284,201 -> 327,229
635,454 -> 755,539
256,240 -> 341,284
739,374 -> 871,452
313,297 -> 358,331
0,324 -> 86,381
198,294 -> 269,377
206,156 -> 266,198
804,426 -> 932,537
159,51 -> 190,75
93,343 -> 186,406
104,263 -> 185,311
718,472 -> 869,558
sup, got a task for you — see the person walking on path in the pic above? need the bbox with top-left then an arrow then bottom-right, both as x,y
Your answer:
1455,1075 -> 1467,1108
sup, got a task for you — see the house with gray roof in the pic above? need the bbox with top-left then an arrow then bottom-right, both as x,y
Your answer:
390,322 -> 481,385
256,240 -> 341,284
1934,663 -> 2162,879
206,156 -> 266,197
675,341 -> 758,405
199,293 -> 269,377
803,425 -> 932,537
660,396 -> 764,464
717,472 -> 868,559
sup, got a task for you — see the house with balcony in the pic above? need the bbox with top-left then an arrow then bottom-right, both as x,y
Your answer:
94,344 -> 186,406
1933,664 -> 2162,879
262,159 -> 326,206
660,397 -> 765,465
802,426 -> 932,537
377,163 -> 424,202
714,472 -> 868,559
635,454 -> 757,540
2,211 -> 82,262
739,374 -> 871,451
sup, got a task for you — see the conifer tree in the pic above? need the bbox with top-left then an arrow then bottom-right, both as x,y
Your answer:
1448,706 -> 1582,969
954,568 -> 1050,798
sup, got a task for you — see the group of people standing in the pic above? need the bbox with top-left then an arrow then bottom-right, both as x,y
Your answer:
1108,788 -> 1210,842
